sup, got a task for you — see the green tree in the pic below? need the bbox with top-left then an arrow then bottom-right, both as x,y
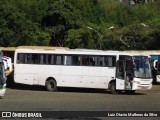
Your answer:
0,0 -> 160,50
42,0 -> 82,46
0,0 -> 50,46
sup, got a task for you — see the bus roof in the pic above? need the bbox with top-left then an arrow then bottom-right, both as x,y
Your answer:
0,46 -> 69,51
0,47 -> 17,51
127,50 -> 160,52
17,46 -> 69,50
15,48 -> 146,57
126,50 -> 160,55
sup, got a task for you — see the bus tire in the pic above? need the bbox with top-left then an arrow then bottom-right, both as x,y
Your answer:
45,79 -> 57,92
109,82 -> 117,94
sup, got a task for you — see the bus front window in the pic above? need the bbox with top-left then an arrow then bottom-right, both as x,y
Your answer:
134,57 -> 152,79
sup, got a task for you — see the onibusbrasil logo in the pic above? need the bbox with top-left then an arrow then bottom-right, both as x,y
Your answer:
1,112 -> 42,118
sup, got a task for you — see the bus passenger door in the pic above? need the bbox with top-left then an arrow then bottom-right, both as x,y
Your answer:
116,60 -> 125,90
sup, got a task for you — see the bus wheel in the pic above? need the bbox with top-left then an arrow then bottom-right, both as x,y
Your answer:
45,79 -> 57,92
109,82 -> 117,94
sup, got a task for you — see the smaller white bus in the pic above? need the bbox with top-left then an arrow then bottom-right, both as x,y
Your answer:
14,48 -> 152,94
127,50 -> 160,84
0,51 -> 7,98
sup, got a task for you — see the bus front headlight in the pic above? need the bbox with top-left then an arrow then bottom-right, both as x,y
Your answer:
133,81 -> 140,84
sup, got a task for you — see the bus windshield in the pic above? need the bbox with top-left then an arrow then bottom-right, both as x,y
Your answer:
134,56 -> 152,79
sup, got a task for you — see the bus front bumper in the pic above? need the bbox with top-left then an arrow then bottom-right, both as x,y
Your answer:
132,84 -> 152,90
132,78 -> 152,90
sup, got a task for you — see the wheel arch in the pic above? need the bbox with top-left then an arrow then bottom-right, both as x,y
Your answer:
108,79 -> 116,89
45,77 -> 57,86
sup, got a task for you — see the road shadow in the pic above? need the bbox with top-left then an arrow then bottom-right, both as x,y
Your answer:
7,83 -> 146,95
117,91 -> 146,96
152,82 -> 160,85
7,83 -> 108,94
7,83 -> 46,91
58,88 -> 146,95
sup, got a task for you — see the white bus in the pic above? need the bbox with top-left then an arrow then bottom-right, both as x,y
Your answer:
0,51 -> 7,98
14,48 -> 152,94
126,50 -> 160,84
137,51 -> 160,84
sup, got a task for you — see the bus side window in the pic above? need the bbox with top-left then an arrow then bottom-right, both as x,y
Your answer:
40,55 -> 44,64
31,54 -> 39,64
104,57 -> 108,67
66,56 -> 72,65
23,54 -> 31,64
65,55 -> 80,66
55,55 -> 64,65
51,55 -> 55,65
108,56 -> 116,67
47,54 -> 54,65
89,57 -> 95,66
45,55 -> 47,64
97,56 -> 104,66
17,53 -> 24,64
40,54 -> 48,64
82,56 -> 89,66
81,56 -> 96,66
72,56 -> 80,66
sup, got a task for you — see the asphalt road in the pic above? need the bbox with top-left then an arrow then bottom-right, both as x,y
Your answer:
0,84 -> 160,120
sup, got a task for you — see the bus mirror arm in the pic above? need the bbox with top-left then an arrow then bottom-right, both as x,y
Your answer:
153,60 -> 158,70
